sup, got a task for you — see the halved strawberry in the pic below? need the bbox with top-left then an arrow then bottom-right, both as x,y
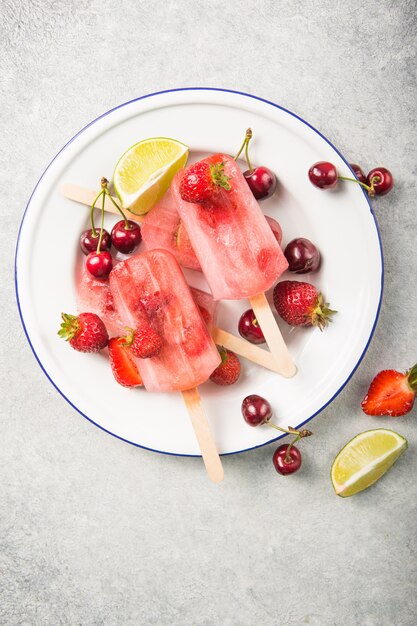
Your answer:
108,337 -> 143,388
361,364 -> 417,416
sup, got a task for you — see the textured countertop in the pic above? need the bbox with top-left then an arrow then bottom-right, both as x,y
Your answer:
2,1 -> 416,624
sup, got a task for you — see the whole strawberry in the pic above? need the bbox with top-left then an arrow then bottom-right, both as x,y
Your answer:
108,337 -> 143,387
209,347 -> 241,385
273,280 -> 336,330
362,364 -> 417,416
58,312 -> 109,352
130,326 -> 163,359
179,161 -> 231,204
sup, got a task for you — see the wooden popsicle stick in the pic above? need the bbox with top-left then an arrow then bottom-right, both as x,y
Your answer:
249,292 -> 297,378
61,183 -> 143,222
181,387 -> 224,483
212,327 -> 282,374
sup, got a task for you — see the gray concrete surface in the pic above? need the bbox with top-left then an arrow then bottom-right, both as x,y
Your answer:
1,1 -> 417,624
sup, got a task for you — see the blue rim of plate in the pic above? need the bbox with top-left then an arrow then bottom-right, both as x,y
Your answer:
15,87 -> 384,458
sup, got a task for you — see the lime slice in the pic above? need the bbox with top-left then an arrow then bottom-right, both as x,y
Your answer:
331,429 -> 407,497
113,137 -> 189,215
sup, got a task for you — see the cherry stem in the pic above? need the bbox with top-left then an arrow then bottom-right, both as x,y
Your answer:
89,189 -> 104,238
234,128 -> 254,174
284,435 -> 301,463
96,190 -> 106,254
101,177 -> 130,229
338,174 -> 380,197
267,422 -> 313,438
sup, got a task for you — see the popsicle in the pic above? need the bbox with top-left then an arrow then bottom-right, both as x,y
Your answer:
171,154 -> 296,377
109,249 -> 223,482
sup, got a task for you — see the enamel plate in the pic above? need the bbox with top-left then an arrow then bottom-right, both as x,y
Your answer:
15,88 -> 383,456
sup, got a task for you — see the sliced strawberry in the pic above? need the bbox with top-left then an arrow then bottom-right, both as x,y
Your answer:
108,337 -> 143,388
361,365 -> 417,416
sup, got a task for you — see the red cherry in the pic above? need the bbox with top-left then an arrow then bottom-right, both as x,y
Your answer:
80,228 -> 111,255
349,163 -> 366,184
111,220 -> 142,254
238,309 -> 265,344
272,444 -> 302,475
241,395 -> 272,426
265,215 -> 282,246
308,161 -> 338,189
366,167 -> 393,196
284,238 -> 321,274
244,166 -> 277,200
86,251 -> 113,279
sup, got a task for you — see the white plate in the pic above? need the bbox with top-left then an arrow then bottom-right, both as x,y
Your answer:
15,88 -> 383,456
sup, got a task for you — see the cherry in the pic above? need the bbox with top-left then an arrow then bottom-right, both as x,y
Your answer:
80,228 -> 111,255
284,238 -> 321,274
273,444 -> 302,475
350,163 -> 366,184
265,215 -> 282,246
366,167 -> 393,196
241,394 -> 272,426
86,251 -> 113,279
111,219 -> 142,253
238,309 -> 265,344
234,128 -> 277,200
244,166 -> 277,200
308,161 -> 338,189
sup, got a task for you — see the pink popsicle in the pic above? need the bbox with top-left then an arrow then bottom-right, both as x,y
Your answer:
171,153 -> 295,378
171,154 -> 288,300
109,249 -> 221,392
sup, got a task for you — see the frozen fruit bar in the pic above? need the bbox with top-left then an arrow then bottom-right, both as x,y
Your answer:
171,154 -> 288,300
109,249 -> 221,392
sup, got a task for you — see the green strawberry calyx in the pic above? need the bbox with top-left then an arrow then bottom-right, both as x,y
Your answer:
210,162 -> 231,191
310,294 -> 337,331
58,313 -> 80,342
407,363 -> 417,393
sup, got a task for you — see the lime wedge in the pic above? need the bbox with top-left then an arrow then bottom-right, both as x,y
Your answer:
331,429 -> 407,497
113,137 -> 189,215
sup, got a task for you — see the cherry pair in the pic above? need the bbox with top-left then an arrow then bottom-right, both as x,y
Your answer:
241,395 -> 313,475
80,178 -> 141,279
309,162 -> 393,196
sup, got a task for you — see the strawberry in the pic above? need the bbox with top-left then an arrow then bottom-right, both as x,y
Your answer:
179,161 -> 231,204
273,280 -> 336,330
108,337 -> 143,388
58,312 -> 108,352
209,347 -> 241,386
130,326 -> 163,359
361,364 -> 417,416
